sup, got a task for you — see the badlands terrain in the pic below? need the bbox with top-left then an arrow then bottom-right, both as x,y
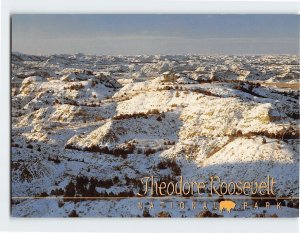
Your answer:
11,53 -> 299,217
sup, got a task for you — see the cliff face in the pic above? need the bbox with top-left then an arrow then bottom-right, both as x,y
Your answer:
11,53 -> 299,217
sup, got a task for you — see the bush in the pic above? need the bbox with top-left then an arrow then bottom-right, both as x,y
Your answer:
64,181 -> 76,197
38,192 -> 49,197
58,200 -> 64,208
69,210 -> 79,217
112,176 -> 120,184
48,156 -> 61,164
147,109 -> 160,115
255,213 -> 278,218
76,176 -> 89,196
235,129 -> 299,140
142,208 -> 151,217
164,141 -> 175,145
51,188 -> 65,196
191,88 -> 218,97
157,159 -> 181,176
112,110 -> 163,123
69,83 -> 84,91
144,148 -> 156,156
98,179 -> 114,189
66,143 -> 134,159
137,148 -> 143,154
156,211 -> 171,217
160,85 -> 174,90
196,211 -> 222,218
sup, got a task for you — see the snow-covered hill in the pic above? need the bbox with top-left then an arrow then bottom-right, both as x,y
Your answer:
11,53 -> 299,217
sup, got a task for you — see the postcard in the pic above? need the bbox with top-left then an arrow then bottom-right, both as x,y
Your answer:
11,14 -> 299,217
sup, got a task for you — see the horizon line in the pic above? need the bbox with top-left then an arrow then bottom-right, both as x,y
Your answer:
11,51 -> 300,57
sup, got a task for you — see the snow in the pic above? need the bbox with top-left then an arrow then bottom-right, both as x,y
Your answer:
11,53 -> 299,217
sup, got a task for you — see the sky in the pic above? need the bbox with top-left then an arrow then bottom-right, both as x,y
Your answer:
12,14 -> 299,55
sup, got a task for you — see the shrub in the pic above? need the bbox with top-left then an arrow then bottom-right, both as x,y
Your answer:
144,148 -> 156,156
255,213 -> 278,218
235,129 -> 299,140
142,208 -> 151,217
196,211 -> 222,218
51,188 -> 65,196
137,148 -> 143,154
157,159 -> 181,176
98,179 -> 114,189
64,181 -> 76,197
157,161 -> 168,170
147,109 -> 160,115
48,156 -> 61,164
164,141 -> 175,145
287,202 -> 294,208
69,83 -> 84,91
58,200 -> 64,208
156,211 -> 171,217
76,176 -> 89,195
84,70 -> 93,75
112,176 -> 120,184
38,192 -> 49,197
66,143 -> 133,158
163,86 -> 172,90
113,113 -> 147,120
69,210 -> 79,217
191,88 -> 219,97
112,110 -> 162,121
